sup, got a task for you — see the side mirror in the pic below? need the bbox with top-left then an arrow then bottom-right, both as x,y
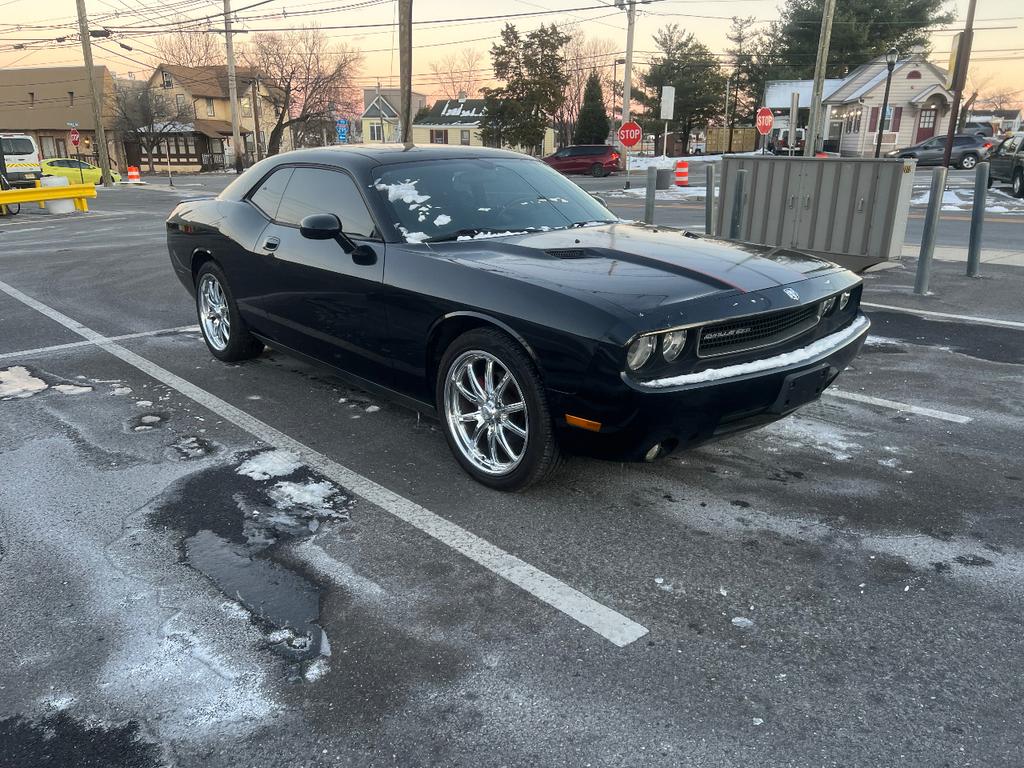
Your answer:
590,193 -> 609,207
299,213 -> 342,240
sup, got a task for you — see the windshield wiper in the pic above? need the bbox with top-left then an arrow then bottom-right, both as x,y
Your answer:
569,219 -> 618,228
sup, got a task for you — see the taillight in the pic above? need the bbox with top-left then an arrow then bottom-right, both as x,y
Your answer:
610,152 -> 620,161
983,143 -> 992,149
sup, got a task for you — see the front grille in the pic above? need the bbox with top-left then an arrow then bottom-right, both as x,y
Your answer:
697,304 -> 820,358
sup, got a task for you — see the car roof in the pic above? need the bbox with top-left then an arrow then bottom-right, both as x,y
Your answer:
266,144 -> 531,169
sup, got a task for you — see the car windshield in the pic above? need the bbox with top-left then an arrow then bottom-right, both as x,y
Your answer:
370,157 -> 616,243
1,138 -> 34,155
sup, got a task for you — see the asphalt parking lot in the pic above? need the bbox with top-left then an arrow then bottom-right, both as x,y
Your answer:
1,184 -> 1022,767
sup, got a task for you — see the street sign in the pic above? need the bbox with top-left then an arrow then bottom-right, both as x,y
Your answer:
618,121 -> 642,148
65,121 -> 80,128
335,117 -> 349,143
69,128 -> 81,147
660,86 -> 675,120
755,107 -> 774,136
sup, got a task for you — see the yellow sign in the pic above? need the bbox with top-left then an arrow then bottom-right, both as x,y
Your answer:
947,33 -> 961,90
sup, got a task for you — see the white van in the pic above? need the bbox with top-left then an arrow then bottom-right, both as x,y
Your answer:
0,133 -> 42,188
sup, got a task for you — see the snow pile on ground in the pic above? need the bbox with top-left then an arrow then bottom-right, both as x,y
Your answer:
910,186 -> 1024,214
267,480 -> 338,512
605,186 -> 710,201
236,449 -> 302,480
0,366 -> 48,399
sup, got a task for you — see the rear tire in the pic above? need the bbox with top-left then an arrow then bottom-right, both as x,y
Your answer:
195,262 -> 264,362
1013,170 -> 1024,199
590,163 -> 604,178
960,153 -> 978,170
436,328 -> 561,491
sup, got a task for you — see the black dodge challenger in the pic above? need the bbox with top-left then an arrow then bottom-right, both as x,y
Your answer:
166,146 -> 869,490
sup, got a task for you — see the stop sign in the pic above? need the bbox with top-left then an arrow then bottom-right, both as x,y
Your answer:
755,107 -> 774,136
617,121 -> 642,148
69,128 -> 81,147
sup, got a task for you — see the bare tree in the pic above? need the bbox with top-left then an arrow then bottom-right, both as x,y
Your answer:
554,30 -> 618,147
153,22 -> 225,67
112,83 -> 196,172
428,48 -> 484,100
243,27 -> 361,155
975,88 -> 1024,112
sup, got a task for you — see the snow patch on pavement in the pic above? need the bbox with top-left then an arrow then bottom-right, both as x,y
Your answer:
267,480 -> 338,511
53,384 -> 94,394
236,449 -> 302,481
763,416 -> 864,461
0,366 -> 48,399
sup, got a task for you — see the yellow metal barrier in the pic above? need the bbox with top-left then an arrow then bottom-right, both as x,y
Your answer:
0,182 -> 97,215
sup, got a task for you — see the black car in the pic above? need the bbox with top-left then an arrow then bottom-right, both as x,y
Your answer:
988,133 -> 1024,197
166,146 -> 869,490
886,133 -> 992,169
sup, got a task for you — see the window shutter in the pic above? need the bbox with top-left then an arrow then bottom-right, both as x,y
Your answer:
891,107 -> 903,132
868,107 -> 879,133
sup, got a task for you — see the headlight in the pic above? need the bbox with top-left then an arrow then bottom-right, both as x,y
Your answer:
839,290 -> 851,310
819,296 -> 836,316
662,330 -> 687,362
626,336 -> 655,370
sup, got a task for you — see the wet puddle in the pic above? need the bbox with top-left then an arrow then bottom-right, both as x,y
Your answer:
0,711 -> 161,768
148,450 -> 353,680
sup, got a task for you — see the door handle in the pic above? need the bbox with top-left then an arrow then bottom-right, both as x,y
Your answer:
263,236 -> 280,252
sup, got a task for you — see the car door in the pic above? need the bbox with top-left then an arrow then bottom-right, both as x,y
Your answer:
991,136 -> 1019,181
916,139 -> 942,165
548,148 -> 572,173
251,166 -> 391,386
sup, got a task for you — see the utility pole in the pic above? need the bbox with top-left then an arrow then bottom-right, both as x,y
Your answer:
223,0 -> 244,172
804,0 -> 836,156
75,0 -> 113,186
398,0 -> 413,147
618,0 -> 636,131
251,78 -> 263,161
941,0 -> 978,168
376,81 -> 386,142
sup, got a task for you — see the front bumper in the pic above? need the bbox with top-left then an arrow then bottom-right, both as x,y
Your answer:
557,314 -> 870,461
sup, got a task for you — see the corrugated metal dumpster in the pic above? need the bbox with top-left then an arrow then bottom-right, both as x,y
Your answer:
715,156 -> 916,271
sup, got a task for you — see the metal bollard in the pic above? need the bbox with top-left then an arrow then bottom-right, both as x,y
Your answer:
705,164 -> 716,235
966,161 -> 988,278
644,166 -> 657,225
914,166 -> 947,295
728,169 -> 748,240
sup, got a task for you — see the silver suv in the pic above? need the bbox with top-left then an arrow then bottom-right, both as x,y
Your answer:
886,134 -> 993,169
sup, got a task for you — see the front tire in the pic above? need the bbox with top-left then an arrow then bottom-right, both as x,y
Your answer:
1013,170 -> 1024,199
437,329 -> 561,491
195,262 -> 264,362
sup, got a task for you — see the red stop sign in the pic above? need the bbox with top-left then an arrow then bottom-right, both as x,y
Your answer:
755,107 -> 774,136
69,128 -> 81,147
617,121 -> 642,148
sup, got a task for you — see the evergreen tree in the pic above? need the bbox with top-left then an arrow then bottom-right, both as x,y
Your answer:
638,25 -> 726,153
480,23 -> 571,152
726,16 -> 760,125
573,73 -> 610,144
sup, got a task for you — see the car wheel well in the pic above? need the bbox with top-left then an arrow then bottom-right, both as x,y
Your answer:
190,249 -> 215,283
426,315 -> 537,387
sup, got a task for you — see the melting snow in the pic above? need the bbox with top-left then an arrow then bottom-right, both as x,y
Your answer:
236,450 -> 302,481
433,214 -> 451,226
374,179 -> 430,205
456,230 -> 529,241
135,399 -> 154,407
0,366 -> 48,399
268,480 -> 337,511
731,617 -> 755,628
52,384 -> 93,395
111,386 -> 133,396
304,657 -> 329,682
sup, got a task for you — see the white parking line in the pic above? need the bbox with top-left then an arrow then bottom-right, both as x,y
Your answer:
0,325 -> 199,362
863,302 -> 1024,330
0,278 -> 648,648
825,389 -> 972,424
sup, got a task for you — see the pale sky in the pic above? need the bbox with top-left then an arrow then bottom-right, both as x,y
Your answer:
0,0 -> 1019,106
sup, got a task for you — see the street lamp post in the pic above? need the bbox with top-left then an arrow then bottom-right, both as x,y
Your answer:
612,58 -> 627,128
874,47 -> 899,158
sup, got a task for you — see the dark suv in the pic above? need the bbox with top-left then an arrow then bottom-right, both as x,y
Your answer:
989,133 -> 1024,197
886,134 -> 993,169
543,145 -> 620,177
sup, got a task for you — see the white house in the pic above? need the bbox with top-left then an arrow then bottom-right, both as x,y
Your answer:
823,52 -> 953,157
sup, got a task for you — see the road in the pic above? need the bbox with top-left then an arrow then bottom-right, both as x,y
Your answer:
1,181 -> 1021,767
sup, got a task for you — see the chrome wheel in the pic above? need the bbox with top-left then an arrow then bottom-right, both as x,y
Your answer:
198,273 -> 231,351
444,350 -> 529,476
961,154 -> 977,169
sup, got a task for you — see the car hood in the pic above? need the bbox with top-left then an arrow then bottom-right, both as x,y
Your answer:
430,223 -> 842,317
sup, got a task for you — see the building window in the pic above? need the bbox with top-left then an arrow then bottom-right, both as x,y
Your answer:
68,91 -> 74,106
369,123 -> 383,142
241,96 -> 252,117
919,109 -> 936,130
162,71 -> 172,88
906,70 -> 922,80
186,135 -> 196,155
430,129 -> 448,144
176,94 -> 186,113
28,92 -> 34,108
879,105 -> 894,132
460,129 -> 471,146
205,98 -> 215,117
847,108 -> 862,133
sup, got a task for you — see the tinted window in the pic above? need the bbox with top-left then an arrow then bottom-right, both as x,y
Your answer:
249,167 -> 293,219
276,167 -> 376,238
371,157 -> 615,243
583,146 -> 605,155
1,138 -> 34,155
953,137 -> 974,146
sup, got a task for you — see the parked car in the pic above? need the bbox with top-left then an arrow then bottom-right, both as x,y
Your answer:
0,133 -> 42,188
41,158 -> 122,185
885,134 -> 992,169
166,146 -> 868,490
542,145 -> 620,177
988,132 -> 1024,197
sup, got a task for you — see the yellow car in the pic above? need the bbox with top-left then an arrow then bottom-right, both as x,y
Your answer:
41,158 -> 122,185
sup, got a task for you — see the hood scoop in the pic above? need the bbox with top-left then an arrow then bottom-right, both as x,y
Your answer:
545,248 -> 592,259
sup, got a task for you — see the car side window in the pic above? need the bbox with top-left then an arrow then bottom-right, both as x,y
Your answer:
249,167 -> 294,220
275,167 -> 376,238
